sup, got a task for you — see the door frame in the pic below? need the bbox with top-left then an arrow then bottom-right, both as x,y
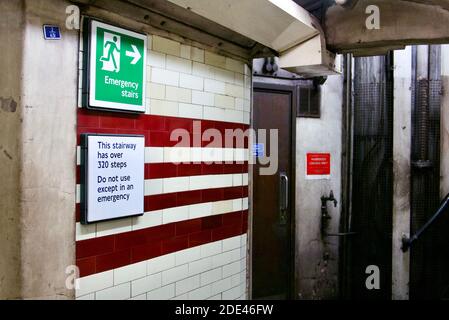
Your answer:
249,81 -> 298,299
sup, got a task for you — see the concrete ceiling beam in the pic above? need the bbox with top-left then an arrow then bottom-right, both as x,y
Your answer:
325,0 -> 449,55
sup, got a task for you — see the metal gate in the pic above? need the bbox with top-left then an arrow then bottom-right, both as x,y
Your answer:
348,54 -> 394,299
409,45 -> 449,300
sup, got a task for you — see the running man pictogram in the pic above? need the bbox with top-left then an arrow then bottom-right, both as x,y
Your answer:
100,33 -> 121,73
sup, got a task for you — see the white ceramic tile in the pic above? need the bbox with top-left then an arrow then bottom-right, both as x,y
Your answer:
166,55 -> 192,74
188,257 -> 213,276
163,176 -> 190,193
225,58 -> 245,74
204,79 -> 226,95
147,284 -> 176,300
148,51 -> 166,68
176,247 -> 201,266
200,241 -> 222,258
164,147 -> 191,164
148,254 -> 176,275
163,206 -> 189,224
205,51 -> 226,68
212,200 -> 233,216
76,223 -> 96,241
96,218 -> 132,237
114,261 -> 147,285
131,273 -> 162,297
145,147 -> 164,164
226,83 -> 244,98
150,99 -> 179,117
76,293 -> 95,300
147,83 -> 166,100
165,86 -> 192,103
222,285 -> 241,300
222,236 -> 241,252
203,106 -> 226,121
211,277 -> 232,296
189,203 -> 213,219
96,282 -> 131,300
145,179 -> 163,196
179,103 -> 203,120
162,264 -> 189,286
175,275 -> 200,296
76,271 -> 113,297
191,47 -> 205,63
180,44 -> 191,60
188,284 -> 212,300
153,36 -> 181,56
215,94 -> 235,109
192,90 -> 214,107
233,174 -> 243,187
200,268 -> 222,286
192,62 -> 214,78
213,67 -> 235,83
180,74 -> 204,91
222,261 -> 241,278
132,211 -> 163,231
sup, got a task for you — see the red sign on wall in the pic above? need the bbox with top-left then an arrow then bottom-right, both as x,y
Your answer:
306,153 -> 331,178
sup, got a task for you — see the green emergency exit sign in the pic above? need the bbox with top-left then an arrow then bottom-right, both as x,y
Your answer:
87,20 -> 147,113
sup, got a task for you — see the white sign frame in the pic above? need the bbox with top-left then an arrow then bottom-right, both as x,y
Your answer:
88,20 -> 147,113
81,134 -> 145,224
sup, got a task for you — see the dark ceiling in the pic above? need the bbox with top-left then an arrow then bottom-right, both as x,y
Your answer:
293,0 -> 334,22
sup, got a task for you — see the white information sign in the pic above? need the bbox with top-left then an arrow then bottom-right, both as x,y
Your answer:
82,134 -> 145,224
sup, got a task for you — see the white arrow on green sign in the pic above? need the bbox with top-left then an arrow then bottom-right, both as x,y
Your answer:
88,20 -> 147,113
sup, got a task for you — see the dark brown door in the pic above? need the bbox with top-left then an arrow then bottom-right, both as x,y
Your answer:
252,84 -> 295,300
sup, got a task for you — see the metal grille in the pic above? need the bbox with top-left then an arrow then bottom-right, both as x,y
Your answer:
297,80 -> 321,118
349,55 -> 393,299
410,45 -> 447,299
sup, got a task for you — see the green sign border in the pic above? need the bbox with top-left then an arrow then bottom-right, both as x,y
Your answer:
84,19 -> 147,113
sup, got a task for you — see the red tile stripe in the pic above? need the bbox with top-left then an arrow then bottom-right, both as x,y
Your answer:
78,109 -> 250,148
75,186 -> 248,223
76,109 -> 250,278
76,162 -> 248,185
76,210 -> 249,278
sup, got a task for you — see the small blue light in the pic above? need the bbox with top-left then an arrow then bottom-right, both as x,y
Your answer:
43,25 -> 61,40
253,143 -> 265,158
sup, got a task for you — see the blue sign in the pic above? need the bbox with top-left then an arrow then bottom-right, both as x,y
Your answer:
253,143 -> 265,158
43,25 -> 61,40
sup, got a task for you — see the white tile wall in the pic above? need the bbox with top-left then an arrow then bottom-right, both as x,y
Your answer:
76,235 -> 248,300
205,79 -> 226,95
179,103 -> 203,119
192,90 -> 215,106
114,261 -> 147,285
132,273 -> 162,297
136,146 -> 250,166
175,275 -> 200,296
143,173 -> 248,196
166,86 -> 192,103
146,284 -> 176,300
166,55 -> 192,74
96,283 -> 131,300
76,270 -> 113,298
77,33 -> 250,302
76,196 -> 247,241
150,98 -> 179,116
96,218 -> 132,237
148,254 -> 176,275
144,35 -> 251,124
151,68 -> 180,87
153,36 -> 181,56
180,74 -> 204,91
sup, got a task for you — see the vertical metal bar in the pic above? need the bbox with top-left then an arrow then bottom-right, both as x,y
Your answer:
339,53 -> 353,299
